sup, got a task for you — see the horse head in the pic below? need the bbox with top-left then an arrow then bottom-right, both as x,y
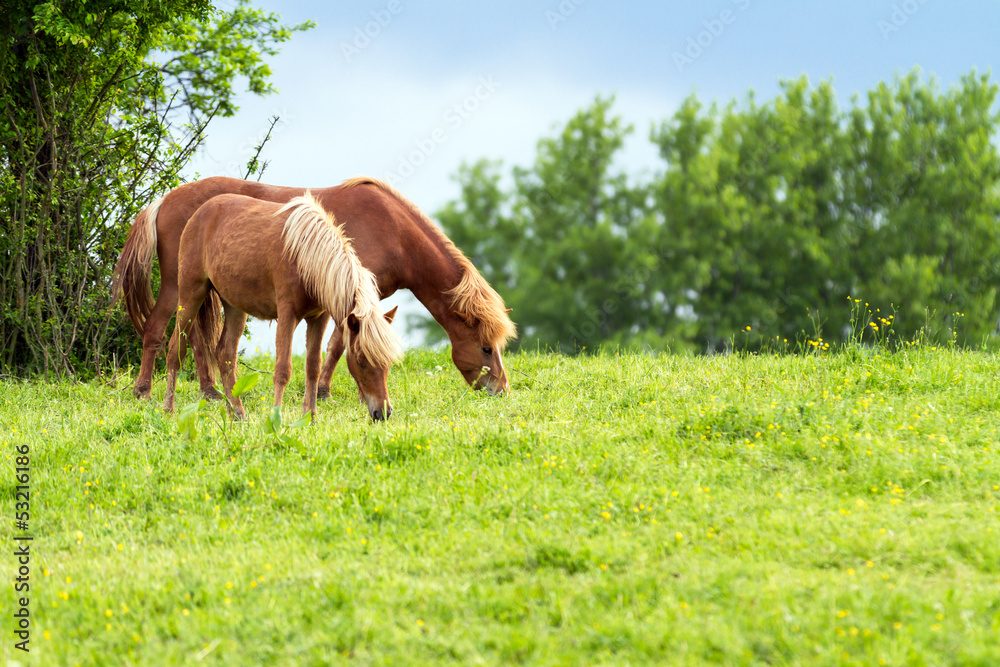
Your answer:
344,305 -> 400,420
448,309 -> 513,396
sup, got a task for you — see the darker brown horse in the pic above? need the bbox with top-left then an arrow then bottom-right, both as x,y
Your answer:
164,192 -> 402,421
114,177 -> 516,402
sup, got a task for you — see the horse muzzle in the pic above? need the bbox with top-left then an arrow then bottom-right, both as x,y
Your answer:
367,400 -> 392,422
479,374 -> 510,396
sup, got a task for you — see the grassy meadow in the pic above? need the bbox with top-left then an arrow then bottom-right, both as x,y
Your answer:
2,345 -> 1000,665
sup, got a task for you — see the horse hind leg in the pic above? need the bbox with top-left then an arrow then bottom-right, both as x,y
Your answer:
163,278 -> 210,413
134,282 -> 178,400
163,306 -> 198,413
217,303 -> 248,420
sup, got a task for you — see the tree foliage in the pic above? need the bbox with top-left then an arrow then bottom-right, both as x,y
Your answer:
436,71 -> 1000,352
844,73 -> 1000,342
652,79 -> 852,350
438,97 -> 659,351
0,0 -> 311,377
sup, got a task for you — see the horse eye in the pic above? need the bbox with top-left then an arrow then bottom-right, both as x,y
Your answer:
481,346 -> 493,355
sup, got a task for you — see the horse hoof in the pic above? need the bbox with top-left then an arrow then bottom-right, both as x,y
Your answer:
134,384 -> 152,400
202,387 -> 225,401
317,389 -> 331,401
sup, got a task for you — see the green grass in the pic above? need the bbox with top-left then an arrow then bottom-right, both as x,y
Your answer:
3,347 -> 1000,665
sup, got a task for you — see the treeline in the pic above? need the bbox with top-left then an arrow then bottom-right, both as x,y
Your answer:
435,71 -> 1000,352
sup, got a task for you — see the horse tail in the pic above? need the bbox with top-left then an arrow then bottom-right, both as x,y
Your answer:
193,250 -> 224,371
112,197 -> 165,335
198,287 -> 224,382
279,193 -> 402,367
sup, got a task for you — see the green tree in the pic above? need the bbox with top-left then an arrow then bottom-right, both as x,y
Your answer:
846,71 -> 1000,344
435,70 -> 1000,353
651,71 -> 1000,350
436,97 -> 660,351
651,79 -> 853,350
0,0 -> 311,377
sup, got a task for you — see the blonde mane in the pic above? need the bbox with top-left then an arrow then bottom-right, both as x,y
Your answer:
341,177 -> 517,348
278,192 -> 402,368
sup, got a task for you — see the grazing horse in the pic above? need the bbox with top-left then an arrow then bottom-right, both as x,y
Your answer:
114,177 -> 516,402
163,193 -> 402,421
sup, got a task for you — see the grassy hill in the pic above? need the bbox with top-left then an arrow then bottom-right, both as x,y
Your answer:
2,346 -> 1000,665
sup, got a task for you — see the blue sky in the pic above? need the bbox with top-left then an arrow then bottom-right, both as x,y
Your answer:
189,0 -> 1000,351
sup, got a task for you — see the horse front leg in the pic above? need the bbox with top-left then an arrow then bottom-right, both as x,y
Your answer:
317,324 -> 344,400
303,315 -> 330,416
272,309 -> 299,412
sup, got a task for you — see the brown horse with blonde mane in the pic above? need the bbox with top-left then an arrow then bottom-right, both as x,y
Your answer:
164,192 -> 402,421
114,176 -> 516,402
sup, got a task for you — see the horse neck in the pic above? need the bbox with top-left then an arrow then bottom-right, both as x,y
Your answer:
395,213 -> 468,341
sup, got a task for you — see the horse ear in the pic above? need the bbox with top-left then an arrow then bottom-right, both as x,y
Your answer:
453,310 -> 471,324
346,313 -> 361,334
383,305 -> 398,324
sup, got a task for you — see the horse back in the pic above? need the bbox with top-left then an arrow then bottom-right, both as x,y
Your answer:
182,194 -> 293,320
